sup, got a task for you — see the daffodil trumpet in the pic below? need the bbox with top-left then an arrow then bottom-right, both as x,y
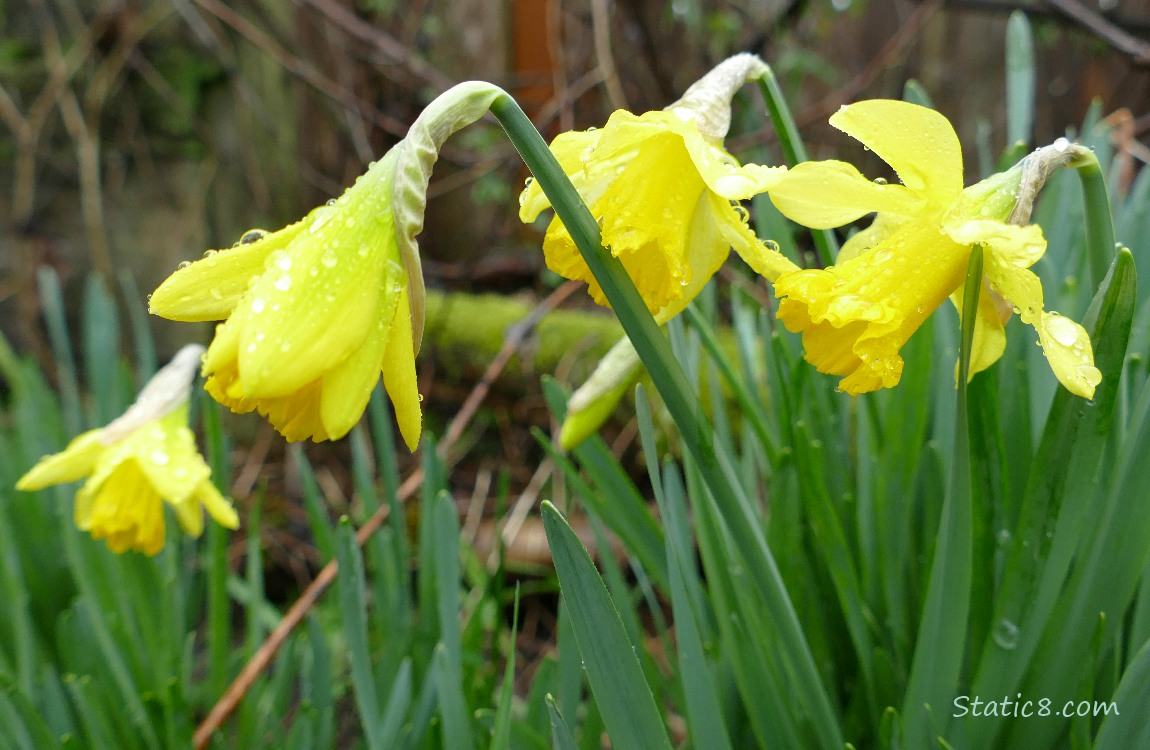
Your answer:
767,99 -> 1102,398
16,344 -> 240,556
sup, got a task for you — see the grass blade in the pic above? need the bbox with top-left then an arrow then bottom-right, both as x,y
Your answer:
541,501 -> 673,750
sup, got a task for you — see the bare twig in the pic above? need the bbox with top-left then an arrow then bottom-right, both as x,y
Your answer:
300,0 -> 457,91
1044,0 -> 1150,64
191,0 -> 411,139
192,280 -> 581,748
590,0 -> 628,110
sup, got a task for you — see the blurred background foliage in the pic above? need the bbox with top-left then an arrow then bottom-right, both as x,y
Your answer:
3,0 -> 1149,354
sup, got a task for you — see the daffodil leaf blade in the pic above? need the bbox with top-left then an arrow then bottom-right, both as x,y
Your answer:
1093,638 -> 1150,749
901,246 -> 981,746
968,248 -> 1135,748
541,501 -> 674,750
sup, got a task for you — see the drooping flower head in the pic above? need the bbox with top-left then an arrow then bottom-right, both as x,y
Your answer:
149,83 -> 506,448
520,53 -> 797,324
16,345 -> 239,555
767,99 -> 1101,397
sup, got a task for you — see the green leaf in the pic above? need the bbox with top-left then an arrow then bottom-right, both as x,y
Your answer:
1005,10 -> 1035,147
541,501 -> 673,750
546,695 -> 579,750
334,518 -> 382,750
1092,638 -> 1150,749
901,246 -> 981,745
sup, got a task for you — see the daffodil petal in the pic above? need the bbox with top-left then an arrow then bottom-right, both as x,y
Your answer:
236,204 -> 390,398
85,461 -> 167,556
946,219 -> 1046,270
672,116 -> 784,199
592,133 -> 706,314
837,213 -> 908,264
950,282 -> 1008,379
197,481 -> 240,530
830,99 -> 963,204
170,494 -> 204,537
709,192 -> 799,282
16,430 -> 106,490
1036,312 -> 1101,398
149,221 -> 306,322
519,128 -> 603,222
383,287 -> 422,451
983,252 -> 1045,324
769,160 -> 923,229
320,280 -> 399,440
126,413 -> 212,504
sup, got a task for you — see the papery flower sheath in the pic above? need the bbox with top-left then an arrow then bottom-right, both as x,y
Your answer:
767,99 -> 1101,397
16,345 -> 239,556
520,53 -> 797,323
150,83 -> 507,448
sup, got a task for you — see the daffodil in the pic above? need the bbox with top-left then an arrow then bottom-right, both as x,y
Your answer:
149,82 -> 510,448
767,99 -> 1101,397
16,345 -> 239,555
520,53 -> 797,323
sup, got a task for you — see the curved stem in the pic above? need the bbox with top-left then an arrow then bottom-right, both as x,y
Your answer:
491,93 -> 844,750
1074,152 -> 1116,290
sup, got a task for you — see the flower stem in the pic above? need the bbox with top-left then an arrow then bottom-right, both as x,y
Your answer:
756,71 -> 839,267
491,93 -> 844,750
1073,151 -> 1116,290
901,245 -> 980,745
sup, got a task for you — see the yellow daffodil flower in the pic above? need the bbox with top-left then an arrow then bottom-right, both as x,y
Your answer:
520,53 -> 797,323
16,345 -> 239,556
149,148 -> 421,446
768,99 -> 1101,397
149,82 -> 509,448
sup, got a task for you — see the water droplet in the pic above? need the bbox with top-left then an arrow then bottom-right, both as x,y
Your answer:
150,449 -> 170,466
240,229 -> 268,244
274,275 -> 292,291
276,254 -> 292,271
321,249 -> 338,267
1053,137 -> 1070,152
346,216 -> 356,228
177,261 -> 191,270
417,393 -> 424,402
873,177 -> 888,185
1046,315 -> 1078,346
251,297 -> 266,314
209,288 -> 223,300
326,199 -> 337,206
992,619 -> 1020,650
203,249 -> 218,258
524,176 -> 534,188
996,528 -> 1012,546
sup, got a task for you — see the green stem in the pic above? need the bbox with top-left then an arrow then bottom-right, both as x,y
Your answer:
901,245 -> 980,745
1074,152 -> 1116,290
756,72 -> 839,267
491,94 -> 843,750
